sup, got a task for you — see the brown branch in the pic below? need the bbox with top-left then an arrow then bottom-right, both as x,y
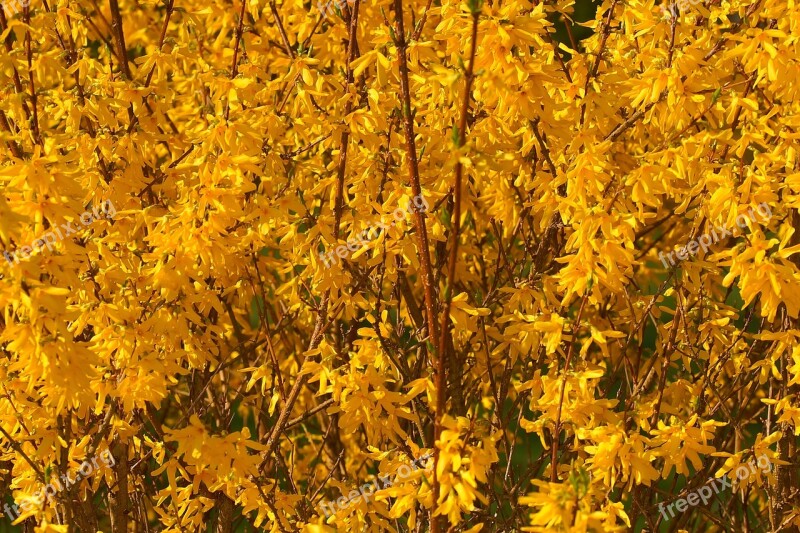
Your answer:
89,0 -> 113,33
286,398 -> 335,429
412,0 -> 435,40
224,0 -> 248,121
550,292 -> 589,482
109,441 -> 129,533
0,111 -> 23,158
702,0 -> 764,62
258,0 -> 362,475
36,4 -> 115,183
605,102 -> 655,142
579,0 -> 618,126
108,0 -> 132,80
393,0 -> 440,360
332,0 -> 362,239
23,2 -> 43,146
0,7 -> 33,123
144,0 -> 176,88
269,0 -> 295,59
0,423 -> 45,482
431,6 -> 480,532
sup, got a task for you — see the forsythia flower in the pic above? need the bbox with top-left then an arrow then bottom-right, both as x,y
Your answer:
0,0 -> 797,530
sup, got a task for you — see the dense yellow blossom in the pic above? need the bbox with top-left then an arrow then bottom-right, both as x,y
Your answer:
1,0 -> 799,531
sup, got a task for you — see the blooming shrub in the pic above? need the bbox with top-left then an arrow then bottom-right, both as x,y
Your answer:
0,0 -> 799,531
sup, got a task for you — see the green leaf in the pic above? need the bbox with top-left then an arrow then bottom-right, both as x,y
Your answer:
451,123 -> 461,146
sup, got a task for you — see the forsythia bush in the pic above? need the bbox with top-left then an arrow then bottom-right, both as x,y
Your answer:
1,0 -> 800,530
